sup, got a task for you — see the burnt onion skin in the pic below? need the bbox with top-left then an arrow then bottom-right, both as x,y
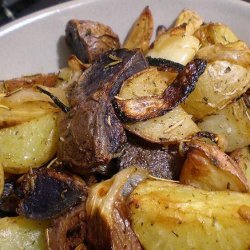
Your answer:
114,59 -> 207,122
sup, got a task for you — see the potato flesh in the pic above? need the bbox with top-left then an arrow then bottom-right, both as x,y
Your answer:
125,106 -> 199,144
0,216 -> 48,249
198,98 -> 250,152
0,113 -> 59,174
128,180 -> 250,250
182,60 -> 250,119
147,34 -> 200,65
174,9 -> 203,35
0,164 -> 3,197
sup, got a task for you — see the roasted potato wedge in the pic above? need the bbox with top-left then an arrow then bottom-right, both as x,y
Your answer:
198,98 -> 250,152
0,113 -> 59,174
128,178 -> 250,250
174,9 -> 203,35
194,23 -> 239,47
182,60 -> 250,119
0,101 -> 58,128
0,216 -> 48,249
125,106 -> 200,144
0,164 -> 3,197
180,139 -> 249,192
117,65 -> 199,143
147,33 -> 200,65
230,146 -> 250,186
123,6 -> 153,53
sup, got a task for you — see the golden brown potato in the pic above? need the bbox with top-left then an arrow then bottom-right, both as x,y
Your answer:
194,23 -> 239,47
0,164 -> 4,197
125,106 -> 200,144
0,101 -> 59,128
174,9 -> 203,35
147,33 -> 200,65
0,216 -> 48,249
198,98 -> 250,152
196,43 -> 250,67
182,60 -> 250,119
128,178 -> 250,250
230,146 -> 250,186
0,113 -> 59,174
180,139 -> 249,192
123,6 -> 153,53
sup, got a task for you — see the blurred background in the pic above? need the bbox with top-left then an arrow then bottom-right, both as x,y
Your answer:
0,0 -> 249,27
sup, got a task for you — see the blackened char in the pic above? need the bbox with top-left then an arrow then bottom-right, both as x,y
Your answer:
66,20 -> 120,64
69,49 -> 148,107
118,137 -> 185,180
58,49 -> 148,174
15,168 -> 88,219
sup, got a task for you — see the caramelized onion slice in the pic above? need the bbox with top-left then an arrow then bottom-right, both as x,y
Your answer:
114,59 -> 207,122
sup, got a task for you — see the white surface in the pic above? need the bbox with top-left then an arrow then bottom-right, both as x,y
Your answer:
0,0 -> 249,80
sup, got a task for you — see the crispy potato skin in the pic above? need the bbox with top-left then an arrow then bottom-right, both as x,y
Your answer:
180,140 -> 249,192
123,6 -> 153,53
128,179 -> 250,250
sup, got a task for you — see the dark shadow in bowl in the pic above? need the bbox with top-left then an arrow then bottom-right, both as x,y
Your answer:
57,36 -> 71,68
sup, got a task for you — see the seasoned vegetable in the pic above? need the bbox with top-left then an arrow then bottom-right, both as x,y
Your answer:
125,106 -> 199,144
123,6 -> 153,53
128,178 -> 250,250
0,216 -> 48,250
182,60 -> 250,119
180,139 -> 249,192
230,146 -> 250,186
0,101 -> 58,128
147,31 -> 200,65
198,98 -> 250,152
174,9 -> 203,35
0,113 -> 59,174
66,20 -> 120,63
194,23 -> 239,47
115,59 -> 207,122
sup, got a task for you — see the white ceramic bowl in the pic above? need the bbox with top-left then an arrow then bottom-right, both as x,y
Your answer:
0,0 -> 249,80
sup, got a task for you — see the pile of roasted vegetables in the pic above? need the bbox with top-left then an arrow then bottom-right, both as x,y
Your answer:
0,7 -> 249,250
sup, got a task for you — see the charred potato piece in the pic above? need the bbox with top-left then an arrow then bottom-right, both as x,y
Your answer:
147,27 -> 200,65
180,140 -> 249,192
115,59 -> 207,122
194,23 -> 239,47
128,178 -> 250,250
198,98 -> 250,152
16,168 -> 88,219
0,101 -> 58,129
0,113 -> 59,174
182,61 -> 250,120
230,146 -> 250,186
123,6 -> 153,53
0,216 -> 48,249
66,20 -> 120,63
174,9 -> 203,35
